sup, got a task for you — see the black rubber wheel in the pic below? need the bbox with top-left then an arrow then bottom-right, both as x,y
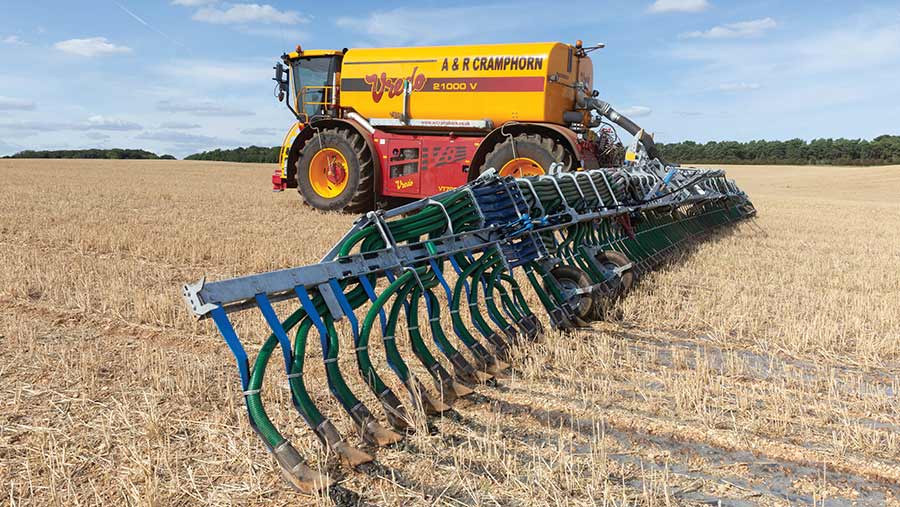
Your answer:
297,128 -> 374,213
545,265 -> 595,323
596,250 -> 634,295
480,133 -> 575,178
593,250 -> 634,320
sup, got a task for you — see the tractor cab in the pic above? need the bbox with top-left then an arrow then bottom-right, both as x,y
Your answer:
275,48 -> 343,121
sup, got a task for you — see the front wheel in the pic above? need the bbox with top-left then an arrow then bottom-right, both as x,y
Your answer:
296,128 -> 374,212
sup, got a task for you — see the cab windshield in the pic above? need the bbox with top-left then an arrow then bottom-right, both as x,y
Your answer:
291,56 -> 339,119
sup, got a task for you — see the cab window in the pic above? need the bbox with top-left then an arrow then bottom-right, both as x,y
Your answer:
291,56 -> 340,119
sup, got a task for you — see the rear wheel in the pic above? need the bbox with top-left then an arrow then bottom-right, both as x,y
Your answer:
297,128 -> 374,212
482,133 -> 575,178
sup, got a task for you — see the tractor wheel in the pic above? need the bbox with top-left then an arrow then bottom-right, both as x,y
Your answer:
593,250 -> 634,320
546,265 -> 595,323
482,133 -> 575,178
297,128 -> 374,212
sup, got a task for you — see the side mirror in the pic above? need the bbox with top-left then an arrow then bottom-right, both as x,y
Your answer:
273,63 -> 289,101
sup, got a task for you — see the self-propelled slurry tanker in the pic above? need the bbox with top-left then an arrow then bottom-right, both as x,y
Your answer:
271,41 -> 654,211
181,39 -> 756,494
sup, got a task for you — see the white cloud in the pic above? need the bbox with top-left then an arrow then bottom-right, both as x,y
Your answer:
672,15 -> 900,76
192,4 -> 307,25
682,18 -> 777,39
665,9 -> 900,135
648,0 -> 709,14
53,37 -> 132,57
157,99 -> 255,117
85,132 -> 111,141
0,120 -> 71,133
792,18 -> 900,74
0,96 -> 36,111
0,116 -> 141,132
85,115 -> 143,131
620,106 -> 653,117
718,82 -> 761,92
159,121 -> 202,129
2,35 -> 27,46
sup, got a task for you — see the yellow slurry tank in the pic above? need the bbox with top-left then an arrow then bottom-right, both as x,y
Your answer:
338,42 -> 593,127
272,40 -> 659,212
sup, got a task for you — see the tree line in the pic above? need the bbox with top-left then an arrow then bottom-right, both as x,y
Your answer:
6,136 -> 899,166
657,135 -> 900,166
4,148 -> 174,160
182,136 -> 900,166
184,146 -> 280,163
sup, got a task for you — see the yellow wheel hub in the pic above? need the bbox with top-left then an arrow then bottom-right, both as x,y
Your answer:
498,157 -> 545,177
308,148 -> 349,199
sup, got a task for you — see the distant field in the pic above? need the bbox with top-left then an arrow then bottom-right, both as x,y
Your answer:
1,159 -> 898,506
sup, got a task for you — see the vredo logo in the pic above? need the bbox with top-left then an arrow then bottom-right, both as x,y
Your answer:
364,66 -> 427,103
394,179 -> 414,190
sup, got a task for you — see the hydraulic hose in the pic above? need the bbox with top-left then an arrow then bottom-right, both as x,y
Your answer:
586,97 -> 665,163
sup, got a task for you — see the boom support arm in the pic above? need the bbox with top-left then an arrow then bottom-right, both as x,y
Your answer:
581,93 -> 664,163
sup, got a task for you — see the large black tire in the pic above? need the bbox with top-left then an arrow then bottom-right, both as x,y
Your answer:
481,133 -> 575,177
296,128 -> 374,213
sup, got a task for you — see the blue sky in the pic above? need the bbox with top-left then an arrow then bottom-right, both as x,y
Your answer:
1,0 -> 898,157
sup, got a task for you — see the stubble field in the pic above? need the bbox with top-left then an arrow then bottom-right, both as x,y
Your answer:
1,159 -> 898,506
